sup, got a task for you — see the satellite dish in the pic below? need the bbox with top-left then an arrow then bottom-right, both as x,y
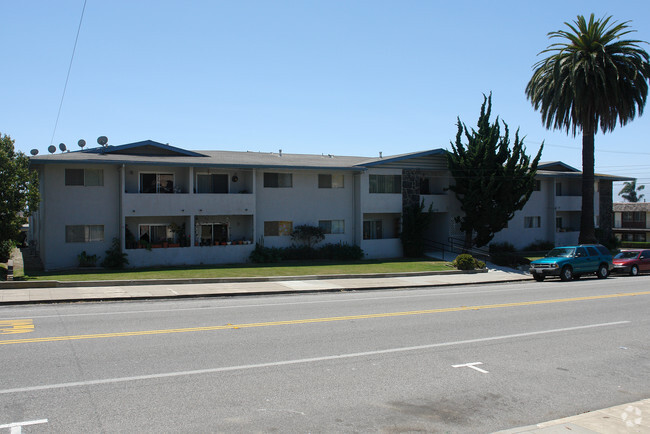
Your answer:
48,145 -> 56,154
97,136 -> 108,146
59,143 -> 67,152
78,139 -> 86,149
30,149 -> 39,156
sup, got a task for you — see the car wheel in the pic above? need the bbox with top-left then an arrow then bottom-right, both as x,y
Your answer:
533,274 -> 544,282
630,265 -> 639,276
597,263 -> 609,279
560,266 -> 573,282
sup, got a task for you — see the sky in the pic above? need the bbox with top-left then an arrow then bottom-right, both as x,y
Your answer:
3,1 -> 650,197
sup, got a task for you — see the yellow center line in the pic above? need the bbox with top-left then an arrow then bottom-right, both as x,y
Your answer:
1,290 -> 648,346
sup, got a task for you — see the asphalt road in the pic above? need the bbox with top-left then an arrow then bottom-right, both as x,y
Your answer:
1,276 -> 649,433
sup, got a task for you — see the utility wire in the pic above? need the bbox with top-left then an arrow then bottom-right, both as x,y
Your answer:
50,0 -> 87,146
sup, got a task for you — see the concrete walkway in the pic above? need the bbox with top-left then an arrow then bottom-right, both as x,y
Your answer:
0,266 -> 529,304
496,398 -> 650,433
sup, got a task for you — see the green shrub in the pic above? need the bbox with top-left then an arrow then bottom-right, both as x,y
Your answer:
77,251 -> 98,267
250,242 -> 365,263
522,240 -> 555,252
452,254 -> 485,270
318,243 -> 364,261
0,240 -> 16,262
489,242 -> 515,253
101,238 -> 129,268
291,225 -> 325,248
249,244 -> 282,263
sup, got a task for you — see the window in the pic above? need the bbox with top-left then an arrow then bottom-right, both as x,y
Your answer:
140,173 -> 174,193
65,168 -> 104,186
318,174 -> 344,188
65,225 -> 104,243
533,180 -> 541,191
586,246 -> 600,256
319,220 -> 345,234
264,173 -> 292,188
556,217 -> 563,230
196,174 -> 228,193
420,177 -> 430,195
264,221 -> 293,236
139,224 -> 171,244
369,175 -> 401,193
555,182 -> 562,196
198,223 -> 228,245
363,220 -> 383,239
622,212 -> 645,223
524,216 -> 541,228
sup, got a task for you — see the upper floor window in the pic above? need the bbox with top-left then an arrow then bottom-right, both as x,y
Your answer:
555,183 -> 562,196
318,174 -> 344,188
140,173 -> 174,193
369,175 -> 401,194
533,180 -> 541,191
65,168 -> 104,186
622,211 -> 645,223
65,225 -> 104,243
264,173 -> 292,188
319,220 -> 345,234
196,174 -> 228,193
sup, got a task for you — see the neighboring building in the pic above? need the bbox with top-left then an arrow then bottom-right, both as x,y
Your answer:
28,140 -> 631,270
613,202 -> 650,243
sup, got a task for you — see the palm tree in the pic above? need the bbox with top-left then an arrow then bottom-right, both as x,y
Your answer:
619,180 -> 645,202
526,14 -> 650,243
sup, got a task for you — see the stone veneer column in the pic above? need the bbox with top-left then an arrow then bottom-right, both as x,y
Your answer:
402,169 -> 422,211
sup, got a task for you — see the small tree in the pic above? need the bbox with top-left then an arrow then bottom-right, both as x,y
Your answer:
291,225 -> 325,248
447,94 -> 543,249
401,200 -> 433,257
619,180 -> 645,203
0,133 -> 40,244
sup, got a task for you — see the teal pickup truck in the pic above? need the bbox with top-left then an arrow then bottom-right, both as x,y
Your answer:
529,244 -> 613,282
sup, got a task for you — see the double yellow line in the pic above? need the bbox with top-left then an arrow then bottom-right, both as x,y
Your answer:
1,290 -> 648,346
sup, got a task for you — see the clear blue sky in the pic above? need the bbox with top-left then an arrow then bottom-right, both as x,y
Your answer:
3,1 -> 650,195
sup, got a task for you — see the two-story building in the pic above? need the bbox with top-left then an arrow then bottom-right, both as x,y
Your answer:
613,202 -> 650,243
28,140 -> 631,270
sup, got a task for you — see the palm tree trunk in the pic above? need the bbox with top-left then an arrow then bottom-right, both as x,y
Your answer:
579,128 -> 597,244
463,230 -> 472,252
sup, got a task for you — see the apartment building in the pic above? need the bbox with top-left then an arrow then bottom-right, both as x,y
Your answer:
28,140 -> 630,270
613,202 -> 650,243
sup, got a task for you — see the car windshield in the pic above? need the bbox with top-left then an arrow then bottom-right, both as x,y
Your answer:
615,251 -> 640,259
546,248 -> 575,258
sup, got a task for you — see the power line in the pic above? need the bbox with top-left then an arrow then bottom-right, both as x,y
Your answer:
49,0 -> 87,146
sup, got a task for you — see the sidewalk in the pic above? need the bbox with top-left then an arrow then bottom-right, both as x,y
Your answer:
0,266 -> 530,304
496,398 -> 650,433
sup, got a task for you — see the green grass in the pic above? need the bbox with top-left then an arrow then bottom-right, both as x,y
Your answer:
24,259 -> 453,282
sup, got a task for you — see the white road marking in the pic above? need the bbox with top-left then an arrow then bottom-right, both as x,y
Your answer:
0,321 -> 629,395
452,362 -> 489,373
0,419 -> 48,433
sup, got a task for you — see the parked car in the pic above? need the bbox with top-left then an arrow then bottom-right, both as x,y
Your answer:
612,249 -> 650,276
529,244 -> 613,282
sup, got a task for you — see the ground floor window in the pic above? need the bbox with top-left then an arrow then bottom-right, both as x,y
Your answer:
524,216 -> 541,228
139,224 -> 171,244
319,220 -> 345,234
199,223 -> 228,246
264,221 -> 293,236
65,225 -> 104,243
363,220 -> 383,239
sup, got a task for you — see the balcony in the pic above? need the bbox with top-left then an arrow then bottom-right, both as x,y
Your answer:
555,195 -> 581,211
123,193 -> 255,217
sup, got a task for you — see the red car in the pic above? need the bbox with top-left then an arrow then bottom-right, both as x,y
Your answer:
612,249 -> 650,276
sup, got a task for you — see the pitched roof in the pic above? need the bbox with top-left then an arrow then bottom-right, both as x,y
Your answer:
613,202 -> 650,212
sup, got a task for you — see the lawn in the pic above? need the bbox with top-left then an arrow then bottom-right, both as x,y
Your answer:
23,259 -> 453,282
